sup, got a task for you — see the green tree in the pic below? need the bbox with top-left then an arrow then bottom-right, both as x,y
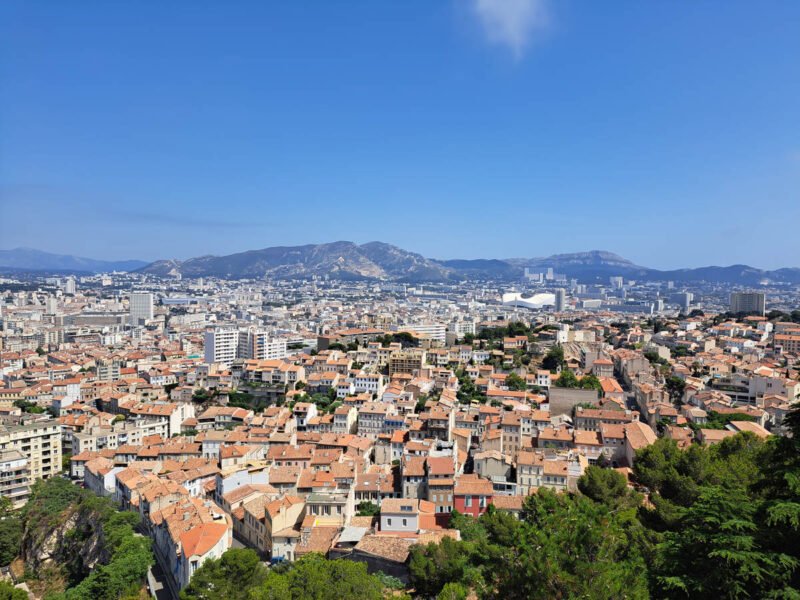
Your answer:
437,582 -> 468,600
654,485 -> 798,599
541,346 -> 564,372
250,553 -> 386,600
356,501 -> 380,517
664,376 -> 686,400
489,490 -> 649,600
504,372 -> 526,392
181,548 -> 268,600
0,515 -> 22,566
578,466 -> 630,506
0,581 -> 28,600
554,369 -> 579,388
409,537 -> 472,598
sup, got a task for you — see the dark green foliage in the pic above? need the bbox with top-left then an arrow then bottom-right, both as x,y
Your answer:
541,346 -> 565,372
180,548 -> 268,600
0,581 -> 28,600
578,465 -> 630,506
249,553 -> 387,600
504,372 -> 526,391
13,399 -> 44,413
356,501 -> 380,516
0,515 -> 22,566
654,485 -> 797,599
57,511 -> 154,600
411,496 -> 649,600
228,391 -> 255,409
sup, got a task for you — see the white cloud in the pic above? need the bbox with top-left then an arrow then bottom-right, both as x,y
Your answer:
472,0 -> 550,59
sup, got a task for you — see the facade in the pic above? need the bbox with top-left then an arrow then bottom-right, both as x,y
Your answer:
0,420 -> 62,482
729,292 -> 766,316
130,291 -> 155,324
204,327 -> 239,366
554,288 -> 566,312
0,449 -> 31,508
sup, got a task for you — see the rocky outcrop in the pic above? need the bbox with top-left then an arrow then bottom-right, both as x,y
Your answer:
21,507 -> 110,575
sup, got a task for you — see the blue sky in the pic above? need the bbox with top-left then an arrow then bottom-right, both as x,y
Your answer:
1,1 -> 799,269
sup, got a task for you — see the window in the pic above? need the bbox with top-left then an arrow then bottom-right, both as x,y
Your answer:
465,496 -> 472,507
402,518 -> 407,527
387,518 -> 392,526
479,496 -> 486,508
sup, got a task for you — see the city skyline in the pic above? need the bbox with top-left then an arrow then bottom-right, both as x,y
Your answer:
2,1 -> 800,269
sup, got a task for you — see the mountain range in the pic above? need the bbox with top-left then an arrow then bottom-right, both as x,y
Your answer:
2,243 -> 799,285
0,248 -> 148,274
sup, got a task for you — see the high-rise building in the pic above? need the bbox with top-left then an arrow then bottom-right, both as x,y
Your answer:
554,288 -> 566,312
130,291 -> 154,325
671,292 -> 693,312
609,276 -> 623,290
0,450 -> 30,508
238,329 -> 288,361
205,327 -> 239,365
0,420 -> 62,487
45,296 -> 58,315
730,292 -> 766,316
64,277 -> 76,295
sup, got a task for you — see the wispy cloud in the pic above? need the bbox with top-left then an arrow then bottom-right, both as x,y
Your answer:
472,0 -> 550,59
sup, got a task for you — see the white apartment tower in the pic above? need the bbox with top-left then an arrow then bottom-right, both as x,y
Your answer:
205,327 -> 239,366
64,277 -> 76,295
130,291 -> 154,325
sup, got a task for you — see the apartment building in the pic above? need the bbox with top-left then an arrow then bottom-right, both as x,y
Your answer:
0,449 -> 31,508
388,350 -> 426,377
204,327 -> 239,366
729,292 -> 766,316
0,419 -> 62,481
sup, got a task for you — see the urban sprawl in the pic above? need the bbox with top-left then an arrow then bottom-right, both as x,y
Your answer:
1,270 -> 799,597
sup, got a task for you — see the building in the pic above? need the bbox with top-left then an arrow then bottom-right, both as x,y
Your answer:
388,350 -> 426,377
554,288 -> 566,312
130,291 -> 155,325
64,277 -> 76,294
0,420 -> 62,482
204,327 -> 239,366
0,449 -> 31,508
238,329 -> 288,361
729,292 -> 766,316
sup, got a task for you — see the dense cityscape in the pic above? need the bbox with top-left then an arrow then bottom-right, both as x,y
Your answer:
0,259 -> 799,598
3,1 -> 800,598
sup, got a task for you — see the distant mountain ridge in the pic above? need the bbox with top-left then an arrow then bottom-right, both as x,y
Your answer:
3,243 -> 798,284
133,242 -> 800,285
0,248 -> 148,273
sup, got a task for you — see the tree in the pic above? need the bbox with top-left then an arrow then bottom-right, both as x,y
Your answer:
654,485 -> 798,599
505,372 -> 526,392
0,582 -> 28,600
578,466 -> 630,506
437,582 -> 468,600
541,346 -> 564,372
0,515 -> 22,566
409,537 -> 472,598
664,376 -> 686,400
250,553 -> 386,600
490,490 -> 649,600
356,501 -> 380,517
181,548 -> 268,600
554,369 -> 579,388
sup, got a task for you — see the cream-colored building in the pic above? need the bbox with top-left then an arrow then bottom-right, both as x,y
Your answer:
0,419 -> 62,482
